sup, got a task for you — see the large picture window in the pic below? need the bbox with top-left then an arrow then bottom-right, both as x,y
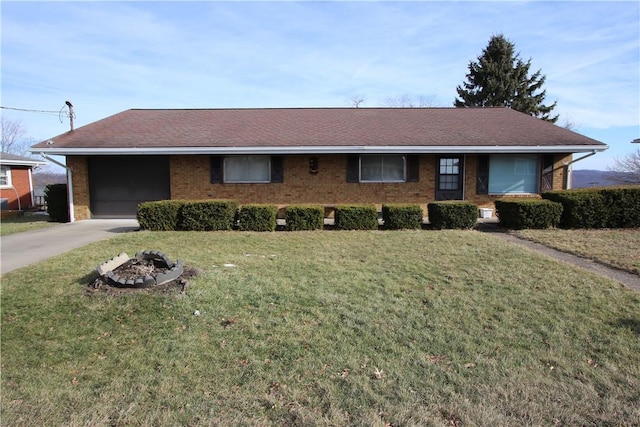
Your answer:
488,155 -> 539,194
223,156 -> 271,183
360,155 -> 405,182
211,156 -> 283,184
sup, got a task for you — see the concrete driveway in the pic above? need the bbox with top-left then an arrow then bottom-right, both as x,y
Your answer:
1,219 -> 140,274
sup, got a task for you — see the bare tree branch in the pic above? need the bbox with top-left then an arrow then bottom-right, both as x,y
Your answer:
1,116 -> 33,155
608,149 -> 640,184
383,94 -> 437,108
348,95 -> 365,108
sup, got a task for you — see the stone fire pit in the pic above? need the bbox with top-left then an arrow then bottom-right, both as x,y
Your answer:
95,250 -> 184,289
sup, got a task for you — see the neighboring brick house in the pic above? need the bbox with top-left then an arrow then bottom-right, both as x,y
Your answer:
30,107 -> 608,221
0,153 -> 47,211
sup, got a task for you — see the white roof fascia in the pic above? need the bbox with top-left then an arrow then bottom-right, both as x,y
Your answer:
32,145 -> 608,156
0,158 -> 48,167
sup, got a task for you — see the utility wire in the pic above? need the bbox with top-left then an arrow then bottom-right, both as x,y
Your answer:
2,104 -> 75,124
1,106 -> 60,115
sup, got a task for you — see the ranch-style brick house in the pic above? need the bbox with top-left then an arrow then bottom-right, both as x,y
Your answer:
31,107 -> 608,221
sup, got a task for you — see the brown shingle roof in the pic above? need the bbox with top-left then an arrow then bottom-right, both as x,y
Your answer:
32,107 -> 607,154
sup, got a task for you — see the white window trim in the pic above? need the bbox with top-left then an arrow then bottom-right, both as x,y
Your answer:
0,166 -> 12,187
223,156 -> 271,183
359,155 -> 406,183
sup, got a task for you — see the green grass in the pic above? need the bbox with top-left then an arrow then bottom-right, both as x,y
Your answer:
2,230 -> 639,426
513,228 -> 640,275
0,213 -> 56,236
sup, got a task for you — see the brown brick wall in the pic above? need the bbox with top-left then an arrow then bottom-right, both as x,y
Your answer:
67,156 -> 91,220
67,153 -> 576,220
171,155 -> 439,213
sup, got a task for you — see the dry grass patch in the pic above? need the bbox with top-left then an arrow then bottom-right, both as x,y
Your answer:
0,212 -> 55,236
2,230 -> 639,426
513,228 -> 640,274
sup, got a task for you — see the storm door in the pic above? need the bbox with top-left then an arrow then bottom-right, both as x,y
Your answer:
435,156 -> 464,200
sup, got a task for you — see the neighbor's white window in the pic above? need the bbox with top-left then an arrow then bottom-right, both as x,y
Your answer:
489,155 -> 539,194
0,166 -> 10,186
224,156 -> 270,183
360,155 -> 405,182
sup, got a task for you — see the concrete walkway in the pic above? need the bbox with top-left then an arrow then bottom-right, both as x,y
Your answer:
477,223 -> 640,293
1,219 -> 140,274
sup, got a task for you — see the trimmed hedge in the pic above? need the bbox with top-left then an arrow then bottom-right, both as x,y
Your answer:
334,204 -> 378,230
285,205 -> 324,231
427,201 -> 477,229
543,187 -> 640,228
542,189 -> 606,229
44,183 -> 69,223
494,198 -> 563,230
600,187 -> 640,228
238,204 -> 278,231
137,200 -> 185,231
177,200 -> 239,231
382,204 -> 423,229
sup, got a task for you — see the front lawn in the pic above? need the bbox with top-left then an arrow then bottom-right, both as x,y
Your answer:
0,212 -> 55,236
513,228 -> 640,275
2,230 -> 639,426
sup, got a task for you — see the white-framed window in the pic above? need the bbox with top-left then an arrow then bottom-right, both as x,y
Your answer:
360,155 -> 406,182
0,166 -> 10,186
489,155 -> 539,194
223,156 -> 271,183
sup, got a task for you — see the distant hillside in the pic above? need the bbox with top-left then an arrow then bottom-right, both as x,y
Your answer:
572,170 -> 639,188
32,172 -> 67,196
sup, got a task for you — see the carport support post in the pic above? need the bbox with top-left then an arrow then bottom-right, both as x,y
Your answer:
39,153 -> 75,222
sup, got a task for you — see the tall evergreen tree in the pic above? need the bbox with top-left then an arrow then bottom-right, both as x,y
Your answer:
454,34 -> 558,123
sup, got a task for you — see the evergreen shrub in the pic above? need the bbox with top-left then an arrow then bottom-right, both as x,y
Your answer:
334,204 -> 378,230
177,200 -> 238,231
382,204 -> 423,229
600,187 -> 640,228
542,189 -> 607,229
137,200 -> 185,231
238,204 -> 278,231
543,187 -> 640,228
44,183 -> 69,223
427,201 -> 477,229
285,205 -> 324,231
494,198 -> 563,230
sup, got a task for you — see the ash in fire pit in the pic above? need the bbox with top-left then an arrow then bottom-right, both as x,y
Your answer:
90,250 -> 197,295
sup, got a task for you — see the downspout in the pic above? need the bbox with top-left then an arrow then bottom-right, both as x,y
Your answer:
562,151 -> 597,190
28,168 -> 35,207
39,153 -> 75,222
9,186 -> 22,211
6,169 -> 22,210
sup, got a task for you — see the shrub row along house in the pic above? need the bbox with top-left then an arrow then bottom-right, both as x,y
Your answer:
30,107 -> 607,221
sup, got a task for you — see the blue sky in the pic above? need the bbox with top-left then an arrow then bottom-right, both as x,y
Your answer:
2,1 -> 638,171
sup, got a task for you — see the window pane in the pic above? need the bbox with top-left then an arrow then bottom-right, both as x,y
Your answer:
0,167 -> 8,186
360,155 -> 405,182
360,156 -> 382,181
440,158 -> 459,174
382,156 -> 405,181
439,175 -> 459,190
489,155 -> 538,194
224,156 -> 270,182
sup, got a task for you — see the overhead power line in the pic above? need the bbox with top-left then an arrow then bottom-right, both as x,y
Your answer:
1,105 -> 61,116
1,103 -> 76,124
